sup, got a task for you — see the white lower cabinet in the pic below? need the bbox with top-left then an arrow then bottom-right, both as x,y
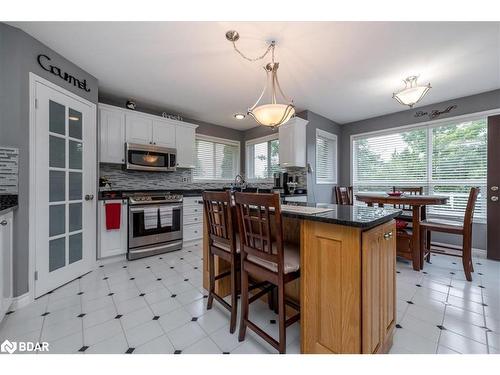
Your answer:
0,210 -> 13,323
98,200 -> 128,259
183,196 -> 203,242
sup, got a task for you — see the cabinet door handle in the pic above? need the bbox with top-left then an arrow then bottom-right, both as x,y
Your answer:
383,231 -> 393,240
0,220 -> 7,226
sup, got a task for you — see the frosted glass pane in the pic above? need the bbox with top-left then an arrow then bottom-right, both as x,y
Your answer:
69,203 -> 82,232
69,172 -> 82,200
69,233 -> 82,264
49,204 -> 65,237
69,108 -> 82,140
49,171 -> 65,202
49,237 -> 65,272
69,140 -> 82,170
49,100 -> 65,135
49,136 -> 65,168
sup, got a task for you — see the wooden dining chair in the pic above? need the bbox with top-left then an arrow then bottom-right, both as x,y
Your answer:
392,186 -> 424,219
419,187 -> 480,281
234,192 -> 300,354
202,190 -> 241,333
335,186 -> 353,205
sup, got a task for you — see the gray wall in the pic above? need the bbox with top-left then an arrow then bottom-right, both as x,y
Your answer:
339,89 -> 500,251
0,23 -> 98,297
302,111 -> 342,203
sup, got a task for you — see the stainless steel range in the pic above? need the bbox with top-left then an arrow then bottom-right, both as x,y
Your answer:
127,192 -> 183,260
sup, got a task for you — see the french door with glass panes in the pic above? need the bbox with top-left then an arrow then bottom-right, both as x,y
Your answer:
33,77 -> 96,298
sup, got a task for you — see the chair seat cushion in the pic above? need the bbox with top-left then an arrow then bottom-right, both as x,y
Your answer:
247,242 -> 300,274
212,234 -> 240,253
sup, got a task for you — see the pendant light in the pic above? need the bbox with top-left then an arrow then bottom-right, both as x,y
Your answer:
226,30 -> 295,128
392,76 -> 431,108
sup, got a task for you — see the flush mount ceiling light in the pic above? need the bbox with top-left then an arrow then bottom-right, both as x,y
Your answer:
226,30 -> 295,128
234,113 -> 246,120
392,76 -> 431,108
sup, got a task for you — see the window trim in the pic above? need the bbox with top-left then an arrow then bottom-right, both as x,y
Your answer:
192,134 -> 240,183
245,133 -> 279,183
315,128 -> 338,185
349,113 -> 491,223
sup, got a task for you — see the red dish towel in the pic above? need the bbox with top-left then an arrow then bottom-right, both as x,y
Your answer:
105,202 -> 121,230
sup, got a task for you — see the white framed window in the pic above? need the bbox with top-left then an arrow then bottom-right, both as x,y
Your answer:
351,116 -> 487,221
316,129 -> 338,184
193,134 -> 240,182
246,134 -> 280,181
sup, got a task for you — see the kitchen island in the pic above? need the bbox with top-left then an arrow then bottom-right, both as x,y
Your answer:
202,203 -> 401,354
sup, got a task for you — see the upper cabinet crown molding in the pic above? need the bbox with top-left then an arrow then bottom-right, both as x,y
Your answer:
278,117 -> 309,168
98,103 -> 198,167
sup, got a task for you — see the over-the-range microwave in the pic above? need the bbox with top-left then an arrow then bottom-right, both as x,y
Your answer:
125,142 -> 177,172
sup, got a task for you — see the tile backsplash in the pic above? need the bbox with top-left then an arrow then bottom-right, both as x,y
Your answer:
0,147 -> 19,194
99,163 -> 307,191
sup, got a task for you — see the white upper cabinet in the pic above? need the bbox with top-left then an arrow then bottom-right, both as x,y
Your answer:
279,117 -> 308,168
126,114 -> 154,145
98,104 -> 198,165
99,107 -> 126,164
152,120 -> 176,148
175,125 -> 196,168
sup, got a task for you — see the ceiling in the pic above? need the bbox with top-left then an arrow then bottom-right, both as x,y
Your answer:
10,21 -> 500,130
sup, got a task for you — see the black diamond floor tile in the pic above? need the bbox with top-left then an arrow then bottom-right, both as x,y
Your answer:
78,346 -> 89,352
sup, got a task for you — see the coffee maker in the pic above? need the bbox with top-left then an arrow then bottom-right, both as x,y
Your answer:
273,172 -> 289,194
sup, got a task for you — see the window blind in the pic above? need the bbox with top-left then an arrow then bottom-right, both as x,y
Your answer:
246,136 -> 279,180
352,118 -> 487,221
193,136 -> 240,181
316,130 -> 337,184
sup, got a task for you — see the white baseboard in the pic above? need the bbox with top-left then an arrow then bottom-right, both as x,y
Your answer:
432,241 -> 487,259
10,291 -> 34,310
97,254 -> 127,265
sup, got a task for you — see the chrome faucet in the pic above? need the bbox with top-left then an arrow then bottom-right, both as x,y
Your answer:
233,174 -> 246,189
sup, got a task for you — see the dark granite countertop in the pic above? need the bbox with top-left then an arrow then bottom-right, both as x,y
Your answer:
99,189 -> 205,200
0,194 -> 18,215
281,203 -> 402,229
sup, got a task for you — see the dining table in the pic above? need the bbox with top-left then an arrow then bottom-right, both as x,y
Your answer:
355,192 -> 449,270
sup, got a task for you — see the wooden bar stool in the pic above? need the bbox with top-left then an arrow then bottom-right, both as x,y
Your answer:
334,186 -> 353,205
234,192 -> 300,354
420,187 -> 480,281
202,191 -> 240,333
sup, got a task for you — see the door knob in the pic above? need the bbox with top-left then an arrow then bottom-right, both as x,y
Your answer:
85,194 -> 94,201
0,220 -> 7,226
491,196 -> 499,202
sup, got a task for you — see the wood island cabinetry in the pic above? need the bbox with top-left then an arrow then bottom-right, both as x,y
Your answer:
202,203 -> 398,354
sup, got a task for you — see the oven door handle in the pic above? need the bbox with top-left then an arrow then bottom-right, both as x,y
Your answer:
130,205 -> 182,212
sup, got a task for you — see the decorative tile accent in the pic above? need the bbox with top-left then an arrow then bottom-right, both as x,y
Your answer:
0,147 -> 19,194
125,348 -> 135,354
78,346 -> 89,352
174,350 -> 182,354
99,163 -> 306,192
77,313 -> 86,318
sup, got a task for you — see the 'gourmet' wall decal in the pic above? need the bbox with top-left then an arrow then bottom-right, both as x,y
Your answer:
37,54 -> 91,92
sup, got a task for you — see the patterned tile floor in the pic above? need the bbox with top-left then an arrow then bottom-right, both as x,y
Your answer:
0,240 -> 498,354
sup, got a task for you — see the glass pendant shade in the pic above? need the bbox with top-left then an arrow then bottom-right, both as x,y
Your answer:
393,76 -> 431,108
250,104 -> 295,128
248,62 -> 295,128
